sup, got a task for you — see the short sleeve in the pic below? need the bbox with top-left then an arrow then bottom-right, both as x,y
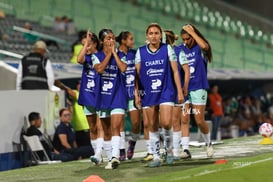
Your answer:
91,54 -> 100,67
134,49 -> 141,64
167,45 -> 177,62
179,50 -> 188,65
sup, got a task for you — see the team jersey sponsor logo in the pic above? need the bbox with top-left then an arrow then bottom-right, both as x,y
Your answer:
151,79 -> 161,90
145,59 -> 164,66
87,79 -> 95,89
146,68 -> 164,77
102,81 -> 113,91
126,74 -> 135,85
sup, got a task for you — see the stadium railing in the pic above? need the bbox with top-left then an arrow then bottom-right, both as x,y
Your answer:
12,26 -> 70,48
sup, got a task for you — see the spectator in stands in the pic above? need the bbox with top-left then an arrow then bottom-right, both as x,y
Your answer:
268,97 -> 273,122
53,16 -> 66,32
23,22 -> 40,43
70,30 -> 86,63
23,21 -> 60,49
0,12 -> 9,42
234,96 -> 256,136
0,10 -> 5,19
52,108 -> 94,162
66,18 -> 76,35
0,30 -> 9,41
61,16 -> 69,32
251,96 -> 263,132
26,112 -> 54,160
16,40 -> 55,90
208,85 -> 224,140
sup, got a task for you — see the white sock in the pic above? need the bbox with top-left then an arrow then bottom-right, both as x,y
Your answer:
111,136 -> 121,159
95,138 -> 103,159
181,137 -> 190,150
131,132 -> 140,141
91,139 -> 97,152
173,131 -> 181,156
201,132 -> 211,145
149,131 -> 160,160
145,139 -> 153,154
120,131 -> 125,150
103,140 -> 112,161
163,128 -> 173,153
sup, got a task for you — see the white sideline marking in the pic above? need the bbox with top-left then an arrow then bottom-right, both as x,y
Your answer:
170,157 -> 273,181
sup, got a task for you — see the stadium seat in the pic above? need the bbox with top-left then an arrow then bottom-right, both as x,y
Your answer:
23,135 -> 61,165
0,0 -> 272,71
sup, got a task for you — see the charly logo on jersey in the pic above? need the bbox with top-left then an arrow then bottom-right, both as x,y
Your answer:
126,74 -> 135,84
102,81 -> 113,91
28,65 -> 38,74
87,79 -> 95,89
151,79 -> 162,90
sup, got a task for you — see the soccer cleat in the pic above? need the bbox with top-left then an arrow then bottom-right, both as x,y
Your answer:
206,143 -> 214,158
148,159 -> 161,167
173,155 -> 181,161
166,152 -> 174,165
119,149 -> 126,161
90,156 -> 102,166
127,140 -> 136,160
180,149 -> 192,159
111,157 -> 120,169
161,150 -> 167,162
105,161 -> 112,169
141,153 -> 154,162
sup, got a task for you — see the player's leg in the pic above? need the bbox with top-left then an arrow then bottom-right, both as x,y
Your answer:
141,108 -> 154,162
119,118 -> 126,161
159,103 -> 174,165
109,109 -> 125,169
84,106 -> 97,151
145,106 -> 161,167
90,116 -> 104,166
172,105 -> 182,160
191,89 -> 213,158
127,101 -> 141,160
181,102 -> 192,159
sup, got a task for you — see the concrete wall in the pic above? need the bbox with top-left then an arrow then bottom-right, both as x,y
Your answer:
0,90 -> 65,154
0,62 -> 17,90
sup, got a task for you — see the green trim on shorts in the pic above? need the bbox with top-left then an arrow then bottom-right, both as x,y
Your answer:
188,89 -> 207,105
160,102 -> 174,106
97,108 -> 125,118
111,108 -> 125,115
97,109 -> 111,118
83,106 -> 96,115
127,99 -> 137,111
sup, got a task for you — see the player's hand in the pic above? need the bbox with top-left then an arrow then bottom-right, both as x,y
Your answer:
85,28 -> 92,45
110,39 -> 116,54
183,24 -> 194,35
183,86 -> 188,97
177,91 -> 184,104
134,90 -> 141,109
104,41 -> 112,55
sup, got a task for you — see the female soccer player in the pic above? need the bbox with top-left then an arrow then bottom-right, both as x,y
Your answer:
92,29 -> 127,169
116,31 -> 142,160
76,30 -> 105,166
163,30 -> 190,160
135,23 -> 184,167
179,24 -> 214,158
